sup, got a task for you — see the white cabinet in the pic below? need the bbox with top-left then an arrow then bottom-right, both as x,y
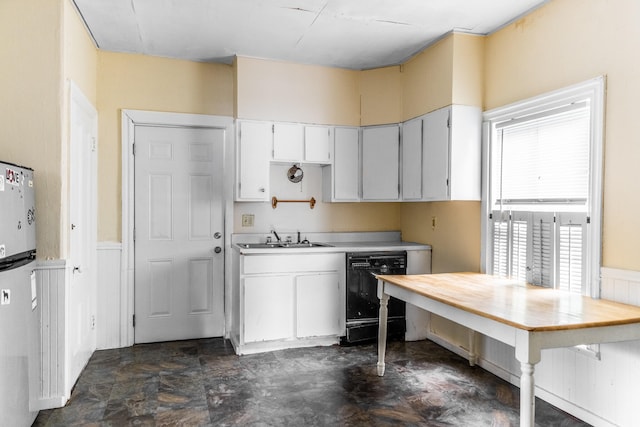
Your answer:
273,123 -> 304,162
272,123 -> 332,164
236,121 -> 270,201
304,125 -> 331,163
362,124 -> 400,201
233,253 -> 344,354
243,275 -> 294,342
422,105 -> 481,201
296,273 -> 341,338
401,117 -> 423,200
323,126 -> 359,202
399,105 -> 481,202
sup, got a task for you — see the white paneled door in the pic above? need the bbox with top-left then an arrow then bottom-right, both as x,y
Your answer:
134,125 -> 225,343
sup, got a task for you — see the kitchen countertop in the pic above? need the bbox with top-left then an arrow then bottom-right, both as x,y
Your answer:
232,231 -> 431,255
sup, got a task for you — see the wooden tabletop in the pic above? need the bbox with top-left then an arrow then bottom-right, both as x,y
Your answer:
376,272 -> 640,332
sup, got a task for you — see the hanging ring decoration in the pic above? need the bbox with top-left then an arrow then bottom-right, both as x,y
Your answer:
287,164 -> 304,183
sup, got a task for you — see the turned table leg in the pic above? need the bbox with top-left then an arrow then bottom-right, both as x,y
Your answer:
377,279 -> 389,376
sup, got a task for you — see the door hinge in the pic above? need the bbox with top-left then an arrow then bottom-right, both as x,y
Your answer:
447,115 -> 451,128
91,137 -> 97,152
132,143 -> 136,155
586,216 -> 591,224
133,227 -> 136,241
272,124 -> 275,133
132,314 -> 136,328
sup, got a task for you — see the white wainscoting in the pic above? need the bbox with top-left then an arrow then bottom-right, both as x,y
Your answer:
97,242 -> 123,349
426,267 -> 640,427
33,260 -> 67,410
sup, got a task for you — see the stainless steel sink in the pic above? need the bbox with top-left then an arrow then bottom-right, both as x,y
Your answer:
238,242 -> 333,249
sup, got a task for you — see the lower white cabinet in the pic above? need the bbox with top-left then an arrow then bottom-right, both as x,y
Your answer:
296,273 -> 342,338
233,253 -> 345,354
243,275 -> 294,343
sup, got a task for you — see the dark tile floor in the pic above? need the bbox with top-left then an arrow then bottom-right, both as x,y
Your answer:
32,338 -> 590,426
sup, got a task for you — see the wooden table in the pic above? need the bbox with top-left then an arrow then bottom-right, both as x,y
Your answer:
376,272 -> 640,427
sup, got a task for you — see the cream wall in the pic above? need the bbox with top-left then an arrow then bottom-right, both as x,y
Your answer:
451,34 -> 484,108
401,202 -> 481,273
235,56 -> 360,126
96,52 -> 234,242
359,66 -> 402,126
0,0 -> 64,259
401,35 -> 454,121
485,0 -> 640,271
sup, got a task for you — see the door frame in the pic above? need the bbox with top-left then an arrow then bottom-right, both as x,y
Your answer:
121,110 -> 234,347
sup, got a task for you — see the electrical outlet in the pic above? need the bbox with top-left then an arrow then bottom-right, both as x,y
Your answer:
1,289 -> 10,305
242,214 -> 255,227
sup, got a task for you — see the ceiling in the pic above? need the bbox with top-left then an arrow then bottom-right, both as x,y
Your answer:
72,0 -> 548,70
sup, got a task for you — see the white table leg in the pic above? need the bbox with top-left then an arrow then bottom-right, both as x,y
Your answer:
515,331 -> 541,427
519,362 -> 535,427
377,280 -> 389,376
468,330 -> 478,366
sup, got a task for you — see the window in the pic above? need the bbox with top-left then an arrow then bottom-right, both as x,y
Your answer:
482,77 -> 605,297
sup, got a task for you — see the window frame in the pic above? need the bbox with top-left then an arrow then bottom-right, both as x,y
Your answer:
481,77 -> 605,298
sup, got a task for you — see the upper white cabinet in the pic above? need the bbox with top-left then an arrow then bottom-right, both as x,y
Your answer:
401,117 -> 423,200
362,124 -> 400,201
323,126 -> 359,202
236,105 -> 480,204
236,120 -> 270,201
422,105 -> 481,201
304,125 -> 331,163
272,123 -> 332,164
400,105 -> 481,202
273,123 -> 304,162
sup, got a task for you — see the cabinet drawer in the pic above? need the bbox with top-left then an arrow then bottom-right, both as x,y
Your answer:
242,253 -> 342,274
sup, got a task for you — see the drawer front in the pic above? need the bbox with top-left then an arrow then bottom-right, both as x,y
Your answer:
242,253 -> 343,275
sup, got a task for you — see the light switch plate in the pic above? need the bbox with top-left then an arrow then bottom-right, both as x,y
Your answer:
241,214 -> 255,227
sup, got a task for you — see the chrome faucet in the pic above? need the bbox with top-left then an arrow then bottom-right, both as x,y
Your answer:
271,229 -> 281,243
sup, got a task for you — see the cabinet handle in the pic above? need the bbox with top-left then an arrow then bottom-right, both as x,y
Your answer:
258,187 -> 265,192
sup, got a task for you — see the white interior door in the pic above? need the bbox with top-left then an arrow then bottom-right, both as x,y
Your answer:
68,83 -> 98,388
134,125 -> 225,343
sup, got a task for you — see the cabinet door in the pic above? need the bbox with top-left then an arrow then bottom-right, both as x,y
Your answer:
296,273 -> 341,338
243,276 -> 293,343
422,107 -> 450,201
273,123 -> 303,161
332,127 -> 360,201
362,125 -> 400,200
449,105 -> 482,200
304,125 -> 331,163
237,121 -> 270,201
402,117 -> 423,200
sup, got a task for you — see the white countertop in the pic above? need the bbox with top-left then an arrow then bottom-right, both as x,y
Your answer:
232,231 -> 431,255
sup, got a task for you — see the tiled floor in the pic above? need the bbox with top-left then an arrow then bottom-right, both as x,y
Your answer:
33,338 -> 590,426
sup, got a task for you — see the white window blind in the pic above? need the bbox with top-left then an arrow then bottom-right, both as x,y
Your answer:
493,102 -> 590,210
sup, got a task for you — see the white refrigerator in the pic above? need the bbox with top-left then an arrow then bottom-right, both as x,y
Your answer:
0,160 -> 39,426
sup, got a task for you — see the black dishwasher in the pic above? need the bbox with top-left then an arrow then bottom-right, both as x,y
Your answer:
342,251 -> 407,344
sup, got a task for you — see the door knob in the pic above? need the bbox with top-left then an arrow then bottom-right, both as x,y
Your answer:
73,266 -> 82,274
214,246 -> 222,254
214,232 -> 222,239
